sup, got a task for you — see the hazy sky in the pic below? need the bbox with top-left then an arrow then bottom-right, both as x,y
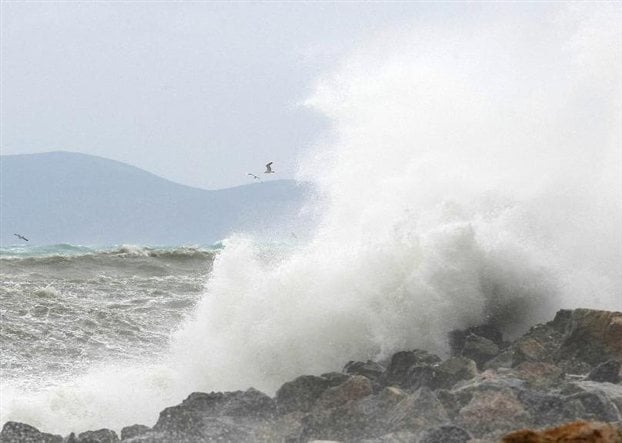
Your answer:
1,1 -> 478,189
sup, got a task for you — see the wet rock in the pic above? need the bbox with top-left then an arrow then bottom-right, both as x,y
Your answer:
314,375 -> 373,410
558,310 -> 622,368
275,375 -> 332,414
360,431 -> 418,442
0,422 -> 62,443
570,380 -> 622,414
120,425 -> 150,441
510,310 -> 571,368
461,334 -> 500,369
152,388 -> 274,439
380,350 -> 441,388
430,357 -> 478,390
501,420 -> 621,443
587,360 -> 622,384
565,390 -> 621,422
418,425 -> 471,443
449,324 -> 504,356
457,387 -> 531,438
75,429 -> 119,443
344,360 -> 385,381
388,388 -> 448,433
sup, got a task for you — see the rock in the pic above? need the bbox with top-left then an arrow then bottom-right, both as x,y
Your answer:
152,388 -> 274,439
314,375 -> 373,410
501,420 -> 621,443
430,357 -> 478,390
449,324 -> 504,356
120,425 -> 150,441
510,310 -> 571,368
0,422 -> 63,443
517,389 -> 584,427
344,360 -> 385,381
388,388 -> 448,433
458,387 -> 531,438
461,334 -> 500,369
558,309 -> 622,368
418,425 -> 471,443
565,390 -> 621,422
569,380 -> 622,414
587,360 -> 622,384
360,431 -> 418,442
75,429 -> 119,443
380,350 -> 441,388
275,375 -> 333,414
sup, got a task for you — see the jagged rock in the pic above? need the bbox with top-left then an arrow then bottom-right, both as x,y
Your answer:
275,375 -> 332,414
501,420 -> 622,443
388,388 -> 448,433
152,388 -> 274,440
75,429 -> 119,443
360,431 -> 418,442
430,357 -> 478,390
558,309 -> 622,368
462,334 -> 500,369
314,375 -> 373,410
484,350 -> 514,370
517,389 -> 584,427
0,422 -> 62,443
458,387 -> 531,438
511,310 -> 571,368
449,324 -> 504,356
320,372 -> 351,385
120,424 -> 150,441
587,360 -> 622,384
569,381 -> 622,414
418,425 -> 472,443
344,360 -> 385,380
380,350 -> 441,388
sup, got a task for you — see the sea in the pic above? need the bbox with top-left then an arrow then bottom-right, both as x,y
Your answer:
1,3 -> 621,436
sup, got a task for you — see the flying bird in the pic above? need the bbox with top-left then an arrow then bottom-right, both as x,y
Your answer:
14,233 -> 29,242
264,162 -> 275,174
247,173 -> 261,180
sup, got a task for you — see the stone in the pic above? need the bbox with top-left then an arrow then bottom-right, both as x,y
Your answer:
462,334 -> 500,369
380,350 -> 441,388
430,357 -> 478,390
120,424 -> 150,441
458,387 -> 531,438
449,324 -> 504,356
344,360 -> 385,380
76,429 -> 119,443
587,360 -> 622,384
418,425 -> 471,443
558,309 -> 622,367
314,375 -> 373,410
0,422 -> 62,443
275,375 -> 334,414
501,420 -> 621,443
388,388 -> 448,433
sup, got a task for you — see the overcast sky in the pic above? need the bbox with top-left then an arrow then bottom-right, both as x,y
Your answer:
1,1 -> 480,189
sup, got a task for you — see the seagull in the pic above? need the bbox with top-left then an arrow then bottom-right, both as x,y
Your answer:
247,173 -> 261,180
264,162 -> 275,174
14,233 -> 29,242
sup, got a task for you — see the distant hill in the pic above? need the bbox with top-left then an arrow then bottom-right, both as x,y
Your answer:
0,152 -> 311,245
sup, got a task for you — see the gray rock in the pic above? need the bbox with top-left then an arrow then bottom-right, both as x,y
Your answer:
75,429 -> 119,443
449,324 -> 503,356
461,334 -> 500,369
430,357 -> 478,390
276,375 -> 332,414
388,388 -> 448,433
380,350 -> 441,388
120,425 -> 150,441
0,422 -> 62,443
418,425 -> 471,443
587,359 -> 622,383
344,360 -> 385,381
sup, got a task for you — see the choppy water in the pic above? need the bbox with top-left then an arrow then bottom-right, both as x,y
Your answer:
0,244 -> 214,389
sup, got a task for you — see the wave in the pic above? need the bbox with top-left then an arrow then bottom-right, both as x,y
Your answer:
2,3 -> 621,435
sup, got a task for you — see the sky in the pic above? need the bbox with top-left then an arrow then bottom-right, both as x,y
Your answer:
0,1 -> 478,190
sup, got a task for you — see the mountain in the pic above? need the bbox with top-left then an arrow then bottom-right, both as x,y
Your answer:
0,152 -> 311,245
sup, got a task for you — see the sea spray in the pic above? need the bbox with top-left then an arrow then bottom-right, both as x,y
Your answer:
1,4 -> 620,435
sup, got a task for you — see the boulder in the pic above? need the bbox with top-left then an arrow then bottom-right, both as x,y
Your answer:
587,360 -> 622,384
418,425 -> 471,443
388,388 -> 448,433
380,350 -> 441,388
314,375 -> 373,410
502,420 -> 621,443
75,429 -> 119,443
449,324 -> 504,356
275,375 -> 333,414
344,360 -> 385,381
430,357 -> 478,390
0,422 -> 62,443
120,425 -> 150,441
461,334 -> 500,369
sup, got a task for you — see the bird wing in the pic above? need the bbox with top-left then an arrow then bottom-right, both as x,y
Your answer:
265,162 -> 273,172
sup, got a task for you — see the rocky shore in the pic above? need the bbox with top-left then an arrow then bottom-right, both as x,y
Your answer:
2,308 -> 621,442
